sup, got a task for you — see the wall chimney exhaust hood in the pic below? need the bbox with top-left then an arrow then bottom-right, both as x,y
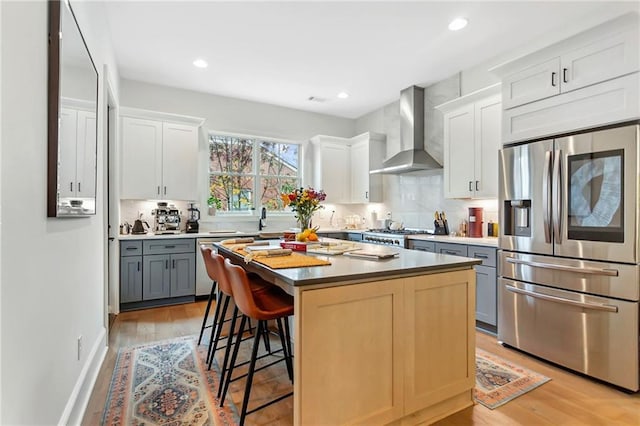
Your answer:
370,85 -> 442,174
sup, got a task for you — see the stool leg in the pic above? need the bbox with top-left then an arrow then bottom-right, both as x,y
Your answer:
207,293 -> 230,368
205,289 -> 224,364
197,281 -> 217,345
217,305 -> 240,397
277,318 -> 294,382
239,320 -> 264,426
220,314 -> 247,404
262,321 -> 272,354
283,316 -> 294,365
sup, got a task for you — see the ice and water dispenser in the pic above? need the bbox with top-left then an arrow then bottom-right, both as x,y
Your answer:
503,200 -> 532,237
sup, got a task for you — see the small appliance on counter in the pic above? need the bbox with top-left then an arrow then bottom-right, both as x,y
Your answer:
152,202 -> 181,234
433,211 -> 449,235
185,203 -> 200,234
468,207 -> 483,237
131,214 -> 149,235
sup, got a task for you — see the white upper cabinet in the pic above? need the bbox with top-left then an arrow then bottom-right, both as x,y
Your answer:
59,107 -> 97,199
500,15 -> 639,110
493,13 -> 639,143
438,85 -> 501,199
121,109 -> 204,201
349,132 -> 385,203
306,132 -> 385,204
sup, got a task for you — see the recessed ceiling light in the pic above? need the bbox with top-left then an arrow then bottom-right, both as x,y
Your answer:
448,17 -> 468,31
193,59 -> 208,69
337,92 -> 349,99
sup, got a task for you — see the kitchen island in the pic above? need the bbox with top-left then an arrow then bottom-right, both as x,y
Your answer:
216,241 -> 481,425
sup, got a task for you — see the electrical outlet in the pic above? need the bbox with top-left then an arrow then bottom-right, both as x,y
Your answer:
77,335 -> 82,360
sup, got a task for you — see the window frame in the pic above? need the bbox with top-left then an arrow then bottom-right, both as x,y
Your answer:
207,131 -> 303,217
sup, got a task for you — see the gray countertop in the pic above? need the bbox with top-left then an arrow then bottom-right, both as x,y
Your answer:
216,240 -> 481,287
118,229 -> 499,248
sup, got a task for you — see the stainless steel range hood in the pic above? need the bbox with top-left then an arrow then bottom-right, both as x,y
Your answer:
370,85 -> 442,174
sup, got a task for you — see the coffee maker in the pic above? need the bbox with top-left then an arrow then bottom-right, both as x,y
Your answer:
152,202 -> 181,234
185,203 -> 200,234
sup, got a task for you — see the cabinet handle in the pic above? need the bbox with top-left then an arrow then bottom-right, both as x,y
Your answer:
172,259 -> 175,269
137,261 -> 140,271
551,72 -> 557,87
165,260 -> 168,269
157,186 -> 160,195
70,182 -> 73,192
475,180 -> 479,191
164,245 -> 175,249
474,254 -> 488,259
444,250 -> 458,255
468,181 -> 472,191
365,191 -> 368,199
164,186 -> 167,195
78,182 -> 81,193
126,247 -> 137,251
562,68 -> 568,83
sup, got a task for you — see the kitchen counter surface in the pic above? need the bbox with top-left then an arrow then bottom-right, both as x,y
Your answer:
408,234 -> 499,248
118,231 -> 257,240
216,239 -> 481,288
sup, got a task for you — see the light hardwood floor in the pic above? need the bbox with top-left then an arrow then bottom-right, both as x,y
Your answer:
83,301 -> 640,425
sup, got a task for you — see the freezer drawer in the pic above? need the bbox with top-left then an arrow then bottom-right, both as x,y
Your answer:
498,278 -> 639,391
500,251 -> 639,301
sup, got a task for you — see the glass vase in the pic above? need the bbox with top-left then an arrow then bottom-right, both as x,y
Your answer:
297,214 -> 312,231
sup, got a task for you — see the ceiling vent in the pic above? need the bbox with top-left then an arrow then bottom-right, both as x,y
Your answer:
308,96 -> 328,103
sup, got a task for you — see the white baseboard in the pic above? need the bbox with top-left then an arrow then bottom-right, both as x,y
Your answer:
58,327 -> 108,426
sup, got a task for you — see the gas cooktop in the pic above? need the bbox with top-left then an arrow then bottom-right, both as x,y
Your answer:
365,229 -> 432,235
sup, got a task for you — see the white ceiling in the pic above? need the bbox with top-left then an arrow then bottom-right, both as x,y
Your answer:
103,1 -> 639,119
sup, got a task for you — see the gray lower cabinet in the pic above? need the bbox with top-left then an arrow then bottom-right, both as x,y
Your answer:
120,238 -> 195,308
120,256 -> 143,303
474,265 -> 497,325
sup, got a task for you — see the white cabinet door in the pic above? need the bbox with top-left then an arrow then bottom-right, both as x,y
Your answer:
350,138 -> 370,203
561,28 -> 639,93
76,110 -> 96,198
473,96 -> 501,198
502,58 -> 560,109
162,122 -> 199,200
320,142 -> 350,203
58,108 -> 78,198
121,117 -> 163,199
444,104 -> 475,198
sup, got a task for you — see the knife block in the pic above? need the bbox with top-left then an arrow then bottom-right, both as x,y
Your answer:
434,220 -> 449,235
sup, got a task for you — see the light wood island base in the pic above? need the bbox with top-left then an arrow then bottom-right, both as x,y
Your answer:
293,268 -> 476,425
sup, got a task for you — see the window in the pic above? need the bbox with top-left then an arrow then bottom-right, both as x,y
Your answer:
209,133 -> 301,214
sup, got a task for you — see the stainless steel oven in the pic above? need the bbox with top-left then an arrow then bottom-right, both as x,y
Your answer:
498,123 -> 640,391
361,229 -> 431,248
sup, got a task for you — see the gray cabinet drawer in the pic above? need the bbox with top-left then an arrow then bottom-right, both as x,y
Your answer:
435,242 -> 468,257
468,245 -> 497,267
121,241 -> 142,256
408,240 -> 436,253
347,233 -> 363,242
143,239 -> 195,255
318,232 -> 347,240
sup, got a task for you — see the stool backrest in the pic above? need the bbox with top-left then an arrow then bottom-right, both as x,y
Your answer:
199,245 -> 233,296
224,258 -> 260,317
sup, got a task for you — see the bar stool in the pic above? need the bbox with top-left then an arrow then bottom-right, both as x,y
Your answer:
198,246 -> 269,366
222,258 -> 294,426
197,246 -> 218,346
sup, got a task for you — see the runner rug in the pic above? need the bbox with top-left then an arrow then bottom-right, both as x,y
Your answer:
474,348 -> 551,409
102,336 -> 239,425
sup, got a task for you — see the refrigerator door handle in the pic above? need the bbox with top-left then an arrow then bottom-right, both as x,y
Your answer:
505,256 -> 619,276
542,150 -> 552,244
505,285 -> 618,312
553,149 -> 562,244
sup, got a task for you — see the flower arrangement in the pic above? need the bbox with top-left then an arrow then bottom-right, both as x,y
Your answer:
280,186 -> 327,230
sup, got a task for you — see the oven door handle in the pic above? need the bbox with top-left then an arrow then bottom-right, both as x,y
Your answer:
505,285 -> 618,312
505,257 -> 619,276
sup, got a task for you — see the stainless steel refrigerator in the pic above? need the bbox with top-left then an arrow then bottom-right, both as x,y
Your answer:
498,123 -> 639,391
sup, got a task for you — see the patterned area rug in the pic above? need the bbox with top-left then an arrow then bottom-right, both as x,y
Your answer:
102,336 -> 239,425
474,348 -> 551,409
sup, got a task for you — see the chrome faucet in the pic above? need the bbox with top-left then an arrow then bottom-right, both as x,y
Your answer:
259,207 -> 267,231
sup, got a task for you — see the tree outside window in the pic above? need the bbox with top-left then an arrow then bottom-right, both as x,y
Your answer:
209,134 -> 300,213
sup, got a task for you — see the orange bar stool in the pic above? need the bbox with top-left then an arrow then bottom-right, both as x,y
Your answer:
197,245 -> 219,347
199,246 -> 269,367
222,258 -> 294,426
